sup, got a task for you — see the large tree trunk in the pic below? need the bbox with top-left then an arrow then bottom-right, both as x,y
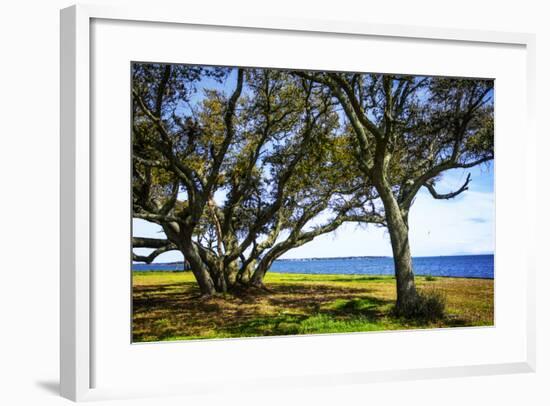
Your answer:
224,259 -> 240,288
250,245 -> 289,288
237,258 -> 256,284
179,241 -> 217,296
376,182 -> 418,314
208,260 -> 228,293
249,258 -> 273,287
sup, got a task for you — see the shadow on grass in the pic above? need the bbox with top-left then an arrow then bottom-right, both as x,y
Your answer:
132,277 -> 491,342
133,281 -> 396,340
216,295 -> 399,338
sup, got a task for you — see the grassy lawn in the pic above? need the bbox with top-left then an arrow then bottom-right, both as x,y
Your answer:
132,271 -> 493,342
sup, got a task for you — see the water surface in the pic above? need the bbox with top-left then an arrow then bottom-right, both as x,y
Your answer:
133,254 -> 494,279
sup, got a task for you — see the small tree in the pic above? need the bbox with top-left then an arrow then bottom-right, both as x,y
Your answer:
132,65 -> 383,295
294,71 -> 493,314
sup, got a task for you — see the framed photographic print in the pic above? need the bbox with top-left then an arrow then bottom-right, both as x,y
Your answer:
60,4 -> 536,402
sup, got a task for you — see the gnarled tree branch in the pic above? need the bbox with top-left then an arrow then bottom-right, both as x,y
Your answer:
424,173 -> 471,200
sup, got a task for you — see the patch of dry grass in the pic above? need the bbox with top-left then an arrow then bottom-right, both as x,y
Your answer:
132,272 -> 493,342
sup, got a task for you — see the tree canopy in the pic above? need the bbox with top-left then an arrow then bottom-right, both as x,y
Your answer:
132,64 -> 384,295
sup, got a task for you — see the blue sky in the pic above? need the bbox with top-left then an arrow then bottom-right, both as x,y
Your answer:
133,68 -> 494,261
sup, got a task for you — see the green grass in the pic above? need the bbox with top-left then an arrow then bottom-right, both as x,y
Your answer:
132,271 -> 494,342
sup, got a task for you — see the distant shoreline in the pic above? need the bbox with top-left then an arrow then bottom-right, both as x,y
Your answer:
133,253 -> 494,267
131,269 -> 494,280
277,253 -> 493,262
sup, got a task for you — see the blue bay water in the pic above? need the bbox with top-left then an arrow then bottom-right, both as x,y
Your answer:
133,254 -> 494,279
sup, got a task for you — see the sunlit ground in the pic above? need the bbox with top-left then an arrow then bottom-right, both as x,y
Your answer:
132,272 -> 494,342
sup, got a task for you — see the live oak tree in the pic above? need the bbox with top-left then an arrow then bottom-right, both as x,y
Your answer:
293,71 -> 494,314
132,64 -> 383,296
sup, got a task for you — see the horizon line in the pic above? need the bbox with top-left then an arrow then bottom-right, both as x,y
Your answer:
133,252 -> 494,265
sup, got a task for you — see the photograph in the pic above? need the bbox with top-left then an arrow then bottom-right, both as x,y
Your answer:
131,63 -> 494,342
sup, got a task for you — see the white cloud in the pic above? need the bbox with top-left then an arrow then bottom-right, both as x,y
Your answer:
407,189 -> 494,256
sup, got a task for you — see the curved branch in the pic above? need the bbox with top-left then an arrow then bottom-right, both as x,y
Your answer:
132,236 -> 178,264
133,154 -> 170,169
248,209 -> 385,284
401,153 -> 492,210
132,237 -> 172,248
454,155 -> 493,169
424,173 -> 471,200
132,243 -> 178,264
133,211 -> 179,223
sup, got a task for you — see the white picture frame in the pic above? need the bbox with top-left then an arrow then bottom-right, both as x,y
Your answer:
60,3 -> 537,402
